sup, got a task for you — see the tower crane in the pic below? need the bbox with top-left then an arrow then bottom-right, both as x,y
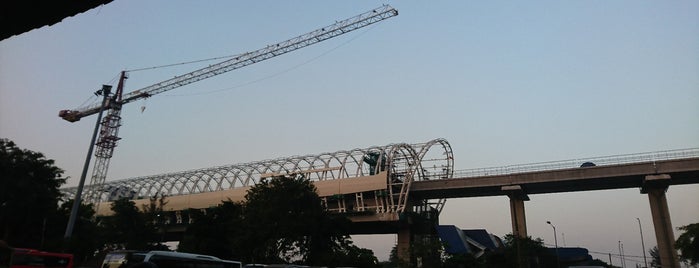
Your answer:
59,5 -> 398,205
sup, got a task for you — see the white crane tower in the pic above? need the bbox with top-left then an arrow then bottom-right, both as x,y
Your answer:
61,5 -> 398,239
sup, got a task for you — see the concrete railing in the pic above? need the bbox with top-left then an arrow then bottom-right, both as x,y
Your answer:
452,148 -> 699,178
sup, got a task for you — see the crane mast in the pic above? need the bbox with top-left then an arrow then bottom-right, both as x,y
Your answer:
59,5 -> 398,204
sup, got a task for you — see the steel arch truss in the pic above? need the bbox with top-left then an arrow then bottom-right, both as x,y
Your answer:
62,138 -> 454,214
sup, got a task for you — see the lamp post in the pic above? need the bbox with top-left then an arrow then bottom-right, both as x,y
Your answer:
547,221 -> 560,268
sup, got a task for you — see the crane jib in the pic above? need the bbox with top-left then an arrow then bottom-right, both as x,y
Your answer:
59,5 -> 398,122
57,4 -> 398,209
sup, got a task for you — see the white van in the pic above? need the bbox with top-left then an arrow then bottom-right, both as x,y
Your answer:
101,250 -> 242,268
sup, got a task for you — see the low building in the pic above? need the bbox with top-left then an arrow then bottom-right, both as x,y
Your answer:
435,225 -> 504,258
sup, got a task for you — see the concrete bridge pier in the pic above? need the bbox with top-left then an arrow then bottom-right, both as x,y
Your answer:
642,174 -> 681,268
395,208 -> 442,267
396,220 -> 411,266
504,185 -> 530,268
504,185 -> 530,239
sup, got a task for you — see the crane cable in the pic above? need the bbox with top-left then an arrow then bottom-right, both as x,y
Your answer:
78,20 -> 377,108
73,22 -> 375,113
124,53 -> 243,73
160,24 -> 377,97
75,72 -> 122,110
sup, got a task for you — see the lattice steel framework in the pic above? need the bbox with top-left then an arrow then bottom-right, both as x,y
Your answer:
62,138 -> 453,214
58,5 -> 399,208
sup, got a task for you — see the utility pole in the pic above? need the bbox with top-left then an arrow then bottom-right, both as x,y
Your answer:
63,85 -> 112,245
609,253 -> 613,267
637,218 -> 648,268
619,240 -> 627,268
621,242 -> 626,268
562,232 -> 566,247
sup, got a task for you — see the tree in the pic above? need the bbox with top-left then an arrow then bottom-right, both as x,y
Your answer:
240,175 -> 353,265
650,246 -> 661,268
411,234 -> 447,268
675,223 -> 699,266
178,174 -> 378,266
484,234 -> 546,268
101,198 -> 157,250
178,200 -> 245,260
141,194 -> 170,250
331,242 -> 379,267
52,200 -> 103,265
0,139 -> 65,247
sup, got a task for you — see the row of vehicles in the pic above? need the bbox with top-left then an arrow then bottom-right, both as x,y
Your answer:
101,250 -> 242,268
0,243 -> 243,268
0,244 -> 325,268
101,252 -> 324,268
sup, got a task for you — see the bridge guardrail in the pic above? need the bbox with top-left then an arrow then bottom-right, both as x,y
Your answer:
452,148 -> 699,178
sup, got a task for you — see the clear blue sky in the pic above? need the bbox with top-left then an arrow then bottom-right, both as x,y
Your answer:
1,1 -> 698,265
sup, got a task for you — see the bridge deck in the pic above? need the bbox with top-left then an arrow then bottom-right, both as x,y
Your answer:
410,158 -> 699,199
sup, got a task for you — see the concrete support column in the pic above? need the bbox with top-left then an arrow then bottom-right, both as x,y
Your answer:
503,185 -> 529,238
504,185 -> 530,268
643,174 -> 680,268
397,221 -> 411,266
509,197 -> 528,238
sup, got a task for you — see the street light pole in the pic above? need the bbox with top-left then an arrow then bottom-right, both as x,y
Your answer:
547,221 -> 560,268
637,218 -> 648,268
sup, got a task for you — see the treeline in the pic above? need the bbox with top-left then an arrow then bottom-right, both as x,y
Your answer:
0,138 -> 377,267
2,138 -> 697,267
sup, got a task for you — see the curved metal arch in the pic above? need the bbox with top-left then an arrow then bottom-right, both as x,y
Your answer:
231,168 -> 250,187
410,138 -> 454,214
62,139 -> 455,213
335,151 -> 355,179
384,143 -> 420,212
211,169 -> 228,189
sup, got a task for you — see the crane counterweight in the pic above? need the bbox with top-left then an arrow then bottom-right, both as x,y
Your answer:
58,110 -> 81,122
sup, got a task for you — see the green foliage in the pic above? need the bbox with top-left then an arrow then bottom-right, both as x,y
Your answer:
178,201 -> 245,260
411,234 -> 446,267
141,194 -> 170,249
179,175 -> 373,267
241,175 -> 352,265
0,139 -> 104,265
0,139 -> 65,247
675,223 -> 699,266
54,200 -> 102,263
332,243 -> 379,267
498,234 -> 547,268
443,253 -> 485,268
650,246 -> 661,267
101,198 -> 158,250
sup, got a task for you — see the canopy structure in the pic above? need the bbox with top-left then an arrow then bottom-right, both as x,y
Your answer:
62,138 -> 453,214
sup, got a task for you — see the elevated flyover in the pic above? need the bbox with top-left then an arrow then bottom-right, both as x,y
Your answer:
411,156 -> 699,199
61,143 -> 698,267
406,148 -> 698,268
